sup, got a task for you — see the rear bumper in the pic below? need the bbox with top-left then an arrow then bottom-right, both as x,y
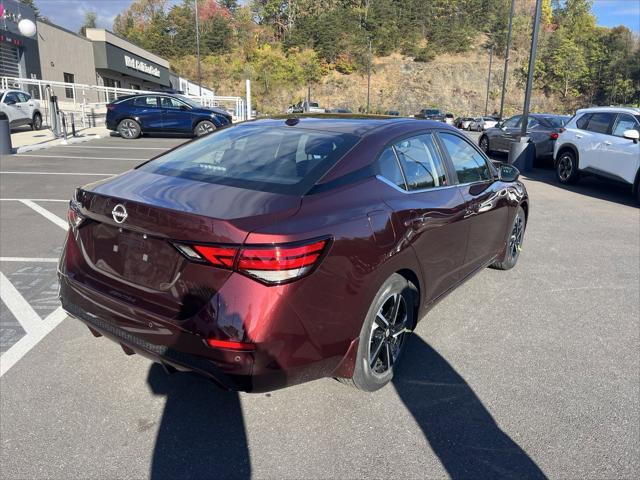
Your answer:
58,274 -> 292,392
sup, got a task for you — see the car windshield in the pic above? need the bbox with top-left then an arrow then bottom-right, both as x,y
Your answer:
425,109 -> 440,114
138,124 -> 360,195
309,102 -> 320,107
483,117 -> 495,121
176,95 -> 202,108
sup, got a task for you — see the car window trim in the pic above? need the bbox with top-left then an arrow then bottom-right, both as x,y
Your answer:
391,132 -> 450,192
611,113 -> 640,138
433,129 -> 498,185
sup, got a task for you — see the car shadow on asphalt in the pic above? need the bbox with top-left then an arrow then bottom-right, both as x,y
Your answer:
146,363 -> 251,480
522,167 -> 638,208
393,336 -> 547,479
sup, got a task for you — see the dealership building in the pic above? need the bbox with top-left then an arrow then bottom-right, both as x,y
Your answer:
1,0 -> 210,100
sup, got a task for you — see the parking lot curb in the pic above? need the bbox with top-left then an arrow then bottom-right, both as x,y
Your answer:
15,132 -> 105,154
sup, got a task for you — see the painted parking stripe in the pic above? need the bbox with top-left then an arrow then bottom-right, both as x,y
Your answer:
20,200 -> 68,230
0,171 -> 115,176
0,257 -> 59,263
14,154 -> 147,161
0,198 -> 68,202
0,272 -> 43,336
0,307 -> 67,377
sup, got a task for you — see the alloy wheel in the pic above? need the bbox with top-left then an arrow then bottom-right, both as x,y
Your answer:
120,120 -> 138,138
33,114 -> 42,130
508,213 -> 525,262
196,121 -> 215,136
557,155 -> 572,181
480,137 -> 489,153
368,293 -> 409,376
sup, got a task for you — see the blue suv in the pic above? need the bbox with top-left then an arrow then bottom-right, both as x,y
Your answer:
106,93 -> 232,139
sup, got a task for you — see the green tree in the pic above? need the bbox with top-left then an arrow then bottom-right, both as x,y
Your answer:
79,10 -> 97,36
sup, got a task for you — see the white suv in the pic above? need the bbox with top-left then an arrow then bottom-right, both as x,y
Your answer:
0,89 -> 43,131
554,106 -> 640,201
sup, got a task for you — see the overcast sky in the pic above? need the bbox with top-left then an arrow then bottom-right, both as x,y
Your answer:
32,0 -> 639,35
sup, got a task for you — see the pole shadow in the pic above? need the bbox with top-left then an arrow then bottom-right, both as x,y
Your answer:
393,336 -> 547,479
147,364 -> 251,480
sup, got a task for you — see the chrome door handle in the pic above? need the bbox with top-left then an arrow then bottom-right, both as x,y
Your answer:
604,141 -> 612,146
576,134 -> 583,139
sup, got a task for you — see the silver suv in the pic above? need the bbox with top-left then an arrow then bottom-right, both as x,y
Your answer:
0,89 -> 43,131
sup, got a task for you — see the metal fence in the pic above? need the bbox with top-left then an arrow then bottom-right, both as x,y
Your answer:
0,76 -> 247,125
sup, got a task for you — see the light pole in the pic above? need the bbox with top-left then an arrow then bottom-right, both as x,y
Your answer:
520,0 -> 543,140
499,0 -> 516,119
366,38 -> 372,113
484,44 -> 494,116
194,0 -> 202,96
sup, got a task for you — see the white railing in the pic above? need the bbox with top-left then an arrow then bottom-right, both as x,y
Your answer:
0,76 -> 247,122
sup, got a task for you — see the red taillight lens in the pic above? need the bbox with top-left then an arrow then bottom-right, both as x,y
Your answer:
177,238 -> 329,285
237,240 -> 327,284
205,338 -> 255,351
67,204 -> 83,228
192,245 -> 238,268
550,132 -> 559,140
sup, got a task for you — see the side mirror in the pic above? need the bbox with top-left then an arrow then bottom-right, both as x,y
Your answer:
497,163 -> 520,182
623,129 -> 639,143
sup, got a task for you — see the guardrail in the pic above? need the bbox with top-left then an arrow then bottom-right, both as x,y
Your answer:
1,76 -> 247,123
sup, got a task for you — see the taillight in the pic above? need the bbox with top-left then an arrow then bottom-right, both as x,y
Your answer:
106,105 -> 115,111
205,338 -> 255,351
237,240 -> 327,284
174,238 -> 329,285
67,202 -> 84,228
550,132 -> 559,140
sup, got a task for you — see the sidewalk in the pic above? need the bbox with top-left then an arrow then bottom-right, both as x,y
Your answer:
9,125 -> 109,153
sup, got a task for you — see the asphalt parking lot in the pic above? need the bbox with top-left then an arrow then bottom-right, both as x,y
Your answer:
1,131 -> 638,479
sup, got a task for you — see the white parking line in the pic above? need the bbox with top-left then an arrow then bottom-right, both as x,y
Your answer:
61,145 -> 168,150
0,171 -> 115,176
0,257 -> 59,263
0,307 -> 67,377
14,154 -> 147,161
0,198 -> 68,202
0,272 -> 43,336
20,200 -> 68,230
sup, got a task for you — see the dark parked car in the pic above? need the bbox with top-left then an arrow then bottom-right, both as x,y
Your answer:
326,108 -> 352,113
59,115 -> 529,393
415,108 -> 446,121
106,93 -> 232,139
479,114 -> 571,161
384,110 -> 400,116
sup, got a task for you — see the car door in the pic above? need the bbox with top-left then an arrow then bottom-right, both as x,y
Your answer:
377,133 -> 469,304
601,113 -> 640,184
131,95 -> 163,132
15,92 -> 35,121
2,91 -> 28,126
160,96 -> 192,133
494,115 -> 521,152
437,131 -> 510,277
578,112 -> 616,171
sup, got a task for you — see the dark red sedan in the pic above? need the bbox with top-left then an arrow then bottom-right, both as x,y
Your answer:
58,115 -> 528,392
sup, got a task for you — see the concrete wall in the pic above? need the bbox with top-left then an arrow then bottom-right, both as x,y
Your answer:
36,21 -> 99,103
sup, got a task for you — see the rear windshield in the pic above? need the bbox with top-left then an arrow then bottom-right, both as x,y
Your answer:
543,116 -> 571,128
138,125 -> 359,195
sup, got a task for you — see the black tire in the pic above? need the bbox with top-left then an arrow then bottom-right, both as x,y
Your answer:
491,206 -> 526,270
194,120 -> 216,137
31,112 -> 42,131
117,119 -> 141,139
339,273 -> 417,392
556,150 -> 580,184
479,135 -> 490,154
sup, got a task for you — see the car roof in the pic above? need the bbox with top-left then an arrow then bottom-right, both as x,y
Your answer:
576,106 -> 640,115
241,114 -> 452,136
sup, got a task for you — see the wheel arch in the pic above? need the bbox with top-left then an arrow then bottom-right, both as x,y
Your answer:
555,143 -> 579,167
396,268 -> 421,328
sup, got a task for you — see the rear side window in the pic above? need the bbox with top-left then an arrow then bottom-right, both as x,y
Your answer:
612,114 -> 640,137
376,147 -> 406,189
575,114 -> 591,130
16,92 -> 30,102
439,132 -> 492,184
139,125 -> 359,195
393,134 -> 447,190
133,96 -> 159,107
585,112 -> 615,134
